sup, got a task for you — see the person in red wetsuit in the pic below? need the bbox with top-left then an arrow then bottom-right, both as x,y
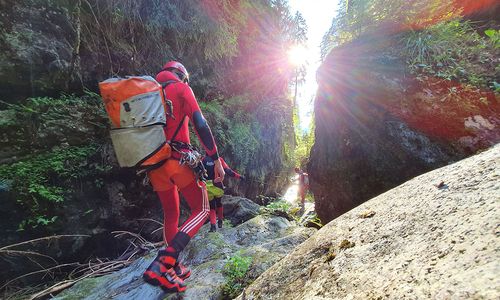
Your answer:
143,61 -> 225,293
202,156 -> 244,232
295,167 -> 309,211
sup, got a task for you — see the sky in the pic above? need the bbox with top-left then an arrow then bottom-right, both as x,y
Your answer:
288,0 -> 340,131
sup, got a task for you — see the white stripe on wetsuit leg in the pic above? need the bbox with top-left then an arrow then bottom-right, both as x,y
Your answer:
179,186 -> 204,232
180,184 -> 209,234
182,184 -> 209,233
181,187 -> 208,234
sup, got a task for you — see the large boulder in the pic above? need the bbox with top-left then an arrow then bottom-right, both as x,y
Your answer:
239,144 -> 500,299
309,34 -> 499,223
221,195 -> 261,225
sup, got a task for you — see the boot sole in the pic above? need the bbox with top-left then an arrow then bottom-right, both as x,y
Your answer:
179,271 -> 191,280
143,274 -> 187,293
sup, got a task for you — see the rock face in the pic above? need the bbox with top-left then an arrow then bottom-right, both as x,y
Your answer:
309,35 -> 500,223
239,144 -> 500,299
0,1 -> 82,100
54,210 -> 315,300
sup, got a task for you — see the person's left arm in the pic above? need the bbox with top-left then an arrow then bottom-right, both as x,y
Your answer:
181,84 -> 225,182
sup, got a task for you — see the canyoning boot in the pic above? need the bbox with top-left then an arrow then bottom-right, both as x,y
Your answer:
217,219 -> 223,228
174,261 -> 191,280
209,224 -> 217,232
143,250 -> 186,293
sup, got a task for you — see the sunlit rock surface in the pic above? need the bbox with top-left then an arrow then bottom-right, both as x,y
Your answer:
239,144 -> 500,300
309,35 -> 499,223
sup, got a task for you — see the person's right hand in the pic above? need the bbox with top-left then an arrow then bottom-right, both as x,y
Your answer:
213,158 -> 225,184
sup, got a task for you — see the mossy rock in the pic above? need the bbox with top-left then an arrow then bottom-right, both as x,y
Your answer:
54,277 -> 107,300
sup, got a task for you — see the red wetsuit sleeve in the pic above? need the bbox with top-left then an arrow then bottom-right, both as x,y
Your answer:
220,158 -> 241,179
180,85 -> 219,159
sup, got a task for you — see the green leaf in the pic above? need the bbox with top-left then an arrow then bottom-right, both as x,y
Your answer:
484,29 -> 496,38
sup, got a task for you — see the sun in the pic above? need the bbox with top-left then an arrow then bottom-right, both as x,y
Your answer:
288,45 -> 309,66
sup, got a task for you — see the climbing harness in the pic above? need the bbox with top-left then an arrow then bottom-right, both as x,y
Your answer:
170,140 -> 208,183
167,116 -> 208,183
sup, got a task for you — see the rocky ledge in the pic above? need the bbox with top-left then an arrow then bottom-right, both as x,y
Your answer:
54,197 -> 315,300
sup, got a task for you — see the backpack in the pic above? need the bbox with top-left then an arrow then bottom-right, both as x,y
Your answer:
99,76 -> 174,170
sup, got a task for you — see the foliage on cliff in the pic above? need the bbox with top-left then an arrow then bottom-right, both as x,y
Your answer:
0,0 -> 306,99
0,93 -> 110,231
293,112 -> 315,169
320,0 -> 499,90
198,95 -> 295,198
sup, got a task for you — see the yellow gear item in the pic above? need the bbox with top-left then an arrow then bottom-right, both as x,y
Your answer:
206,181 -> 224,201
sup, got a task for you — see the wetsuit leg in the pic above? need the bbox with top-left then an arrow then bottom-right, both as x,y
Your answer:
209,200 -> 217,225
157,187 -> 180,245
178,181 -> 210,238
215,197 -> 223,221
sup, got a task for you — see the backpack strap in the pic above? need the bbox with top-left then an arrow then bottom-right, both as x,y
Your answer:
161,79 -> 186,143
161,80 -> 177,89
161,80 -> 177,119
171,115 -> 186,142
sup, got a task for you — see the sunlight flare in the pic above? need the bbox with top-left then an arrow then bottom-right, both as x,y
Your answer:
283,175 -> 300,204
288,45 -> 309,66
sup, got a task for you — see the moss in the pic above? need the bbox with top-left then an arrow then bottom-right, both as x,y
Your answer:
207,232 -> 231,250
243,249 -> 280,269
186,232 -> 234,262
55,277 -> 105,299
3,29 -> 34,52
0,110 -> 16,127
359,210 -> 376,219
325,247 -> 337,262
192,259 -> 221,272
339,239 -> 355,250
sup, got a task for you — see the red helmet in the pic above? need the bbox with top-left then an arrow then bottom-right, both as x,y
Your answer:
162,61 -> 189,83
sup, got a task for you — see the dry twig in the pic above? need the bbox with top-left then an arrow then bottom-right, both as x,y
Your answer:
3,231 -> 161,299
0,235 -> 90,251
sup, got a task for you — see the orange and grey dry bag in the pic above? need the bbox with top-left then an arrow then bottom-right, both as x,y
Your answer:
99,76 -> 171,170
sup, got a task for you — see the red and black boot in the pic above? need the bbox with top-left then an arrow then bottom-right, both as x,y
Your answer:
144,232 -> 191,292
143,249 -> 186,293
